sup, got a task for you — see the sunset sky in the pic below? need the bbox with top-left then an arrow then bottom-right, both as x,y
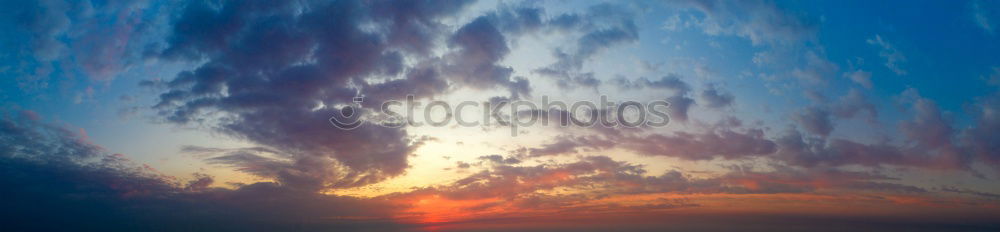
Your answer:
2,0 -> 1000,231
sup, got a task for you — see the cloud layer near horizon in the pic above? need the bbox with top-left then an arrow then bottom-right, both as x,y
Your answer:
2,113 -> 997,231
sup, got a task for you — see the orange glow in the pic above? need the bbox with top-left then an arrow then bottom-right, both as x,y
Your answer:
385,191 -> 1000,231
396,194 -> 505,225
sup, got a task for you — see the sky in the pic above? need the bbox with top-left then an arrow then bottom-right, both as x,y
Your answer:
1,0 -> 1000,231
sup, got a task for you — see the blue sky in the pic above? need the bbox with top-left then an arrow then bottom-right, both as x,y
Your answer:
2,0 -> 1000,231
3,0 -> 997,147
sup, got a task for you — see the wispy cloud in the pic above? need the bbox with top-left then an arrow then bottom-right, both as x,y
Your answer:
868,35 -> 908,75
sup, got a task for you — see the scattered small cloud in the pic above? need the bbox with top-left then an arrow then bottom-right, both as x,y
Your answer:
867,35 -> 907,75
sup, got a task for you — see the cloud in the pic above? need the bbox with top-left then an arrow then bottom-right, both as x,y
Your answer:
668,0 -> 836,89
478,154 -> 522,165
534,70 -> 602,90
986,67 -> 1000,86
940,186 -> 1000,199
526,119 -> 777,161
972,0 -> 998,35
330,3 -> 542,105
0,113 -> 404,231
867,35 -> 907,75
775,129 -> 887,167
846,69 -> 874,89
389,154 -> 938,226
361,62 -> 449,105
519,84 -> 997,172
534,3 -> 639,89
791,50 -> 839,84
2,0 -> 163,82
774,128 -> 963,170
527,135 -> 615,157
717,165 -> 926,194
152,0 -> 485,189
699,84 -> 735,108
661,14 -> 686,31
400,156 -> 714,203
623,127 -> 777,160
371,0 -> 478,55
2,112 -> 994,230
6,1 -> 1000,230
442,6 -> 546,98
154,0 -> 694,190
765,88 -> 992,170
614,74 -> 691,91
675,0 -> 817,45
792,107 -> 834,136
553,3 -> 639,69
614,74 -> 696,122
665,95 -> 697,122
152,2 -> 654,189
793,89 -> 877,137
832,88 -> 878,121
960,93 -> 1000,165
526,98 -> 982,171
897,88 -> 956,151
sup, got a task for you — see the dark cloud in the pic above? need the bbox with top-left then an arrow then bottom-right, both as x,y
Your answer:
562,4 -> 639,68
960,93 -> 1000,166
832,88 -> 878,121
511,84 -> 1000,172
370,0 -> 474,56
533,3 -> 639,89
150,1 -> 577,189
1,110 -> 993,230
361,62 -> 448,105
622,127 -> 777,160
534,70 -> 601,90
766,87 -> 997,171
145,0 -> 679,194
0,114 -> 404,231
939,186 -> 1000,199
525,119 -> 776,161
528,138 -> 583,157
525,104 -> 993,172
773,129 -> 963,169
478,154 -> 522,165
665,95 -> 697,123
527,135 -> 615,157
490,4 -> 545,36
699,84 -> 735,108
436,3 -> 549,97
898,89 -> 956,151
151,0 -> 489,190
443,14 -> 530,98
793,107 -> 833,136
793,89 -> 877,137
650,76 -> 695,122
614,74 -> 696,122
